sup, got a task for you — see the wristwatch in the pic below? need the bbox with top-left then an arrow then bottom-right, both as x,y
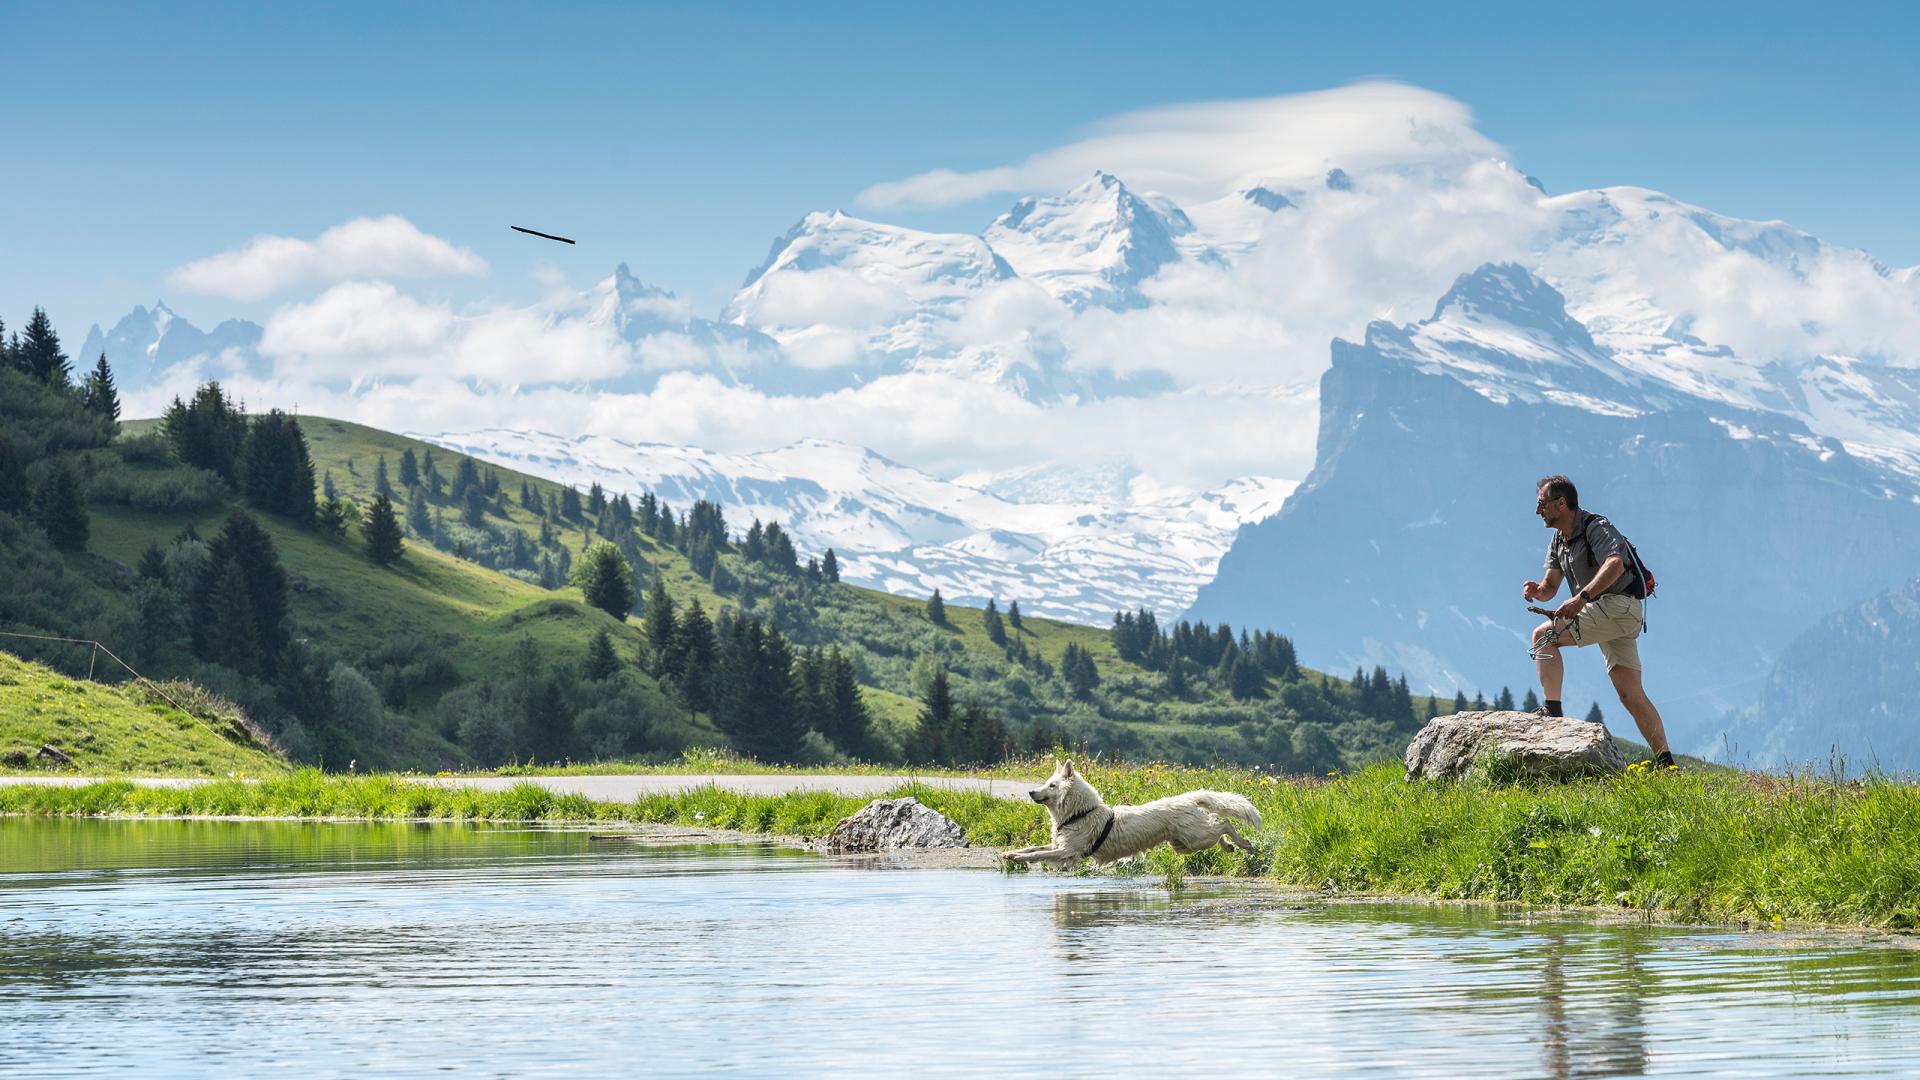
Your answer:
1577,588 -> 1593,602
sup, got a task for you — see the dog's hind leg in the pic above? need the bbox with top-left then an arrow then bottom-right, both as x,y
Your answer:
1221,822 -> 1254,851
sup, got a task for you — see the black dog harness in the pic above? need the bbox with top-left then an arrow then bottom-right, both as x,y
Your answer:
1058,805 -> 1118,860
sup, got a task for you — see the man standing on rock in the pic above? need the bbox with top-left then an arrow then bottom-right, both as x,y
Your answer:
1522,475 -> 1676,768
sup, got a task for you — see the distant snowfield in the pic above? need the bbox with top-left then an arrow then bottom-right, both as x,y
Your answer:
414,428 -> 1294,624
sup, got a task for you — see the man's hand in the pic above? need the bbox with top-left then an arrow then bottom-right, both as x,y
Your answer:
1523,580 -> 1547,602
1554,594 -> 1588,620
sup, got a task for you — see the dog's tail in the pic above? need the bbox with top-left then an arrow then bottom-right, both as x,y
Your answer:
1197,791 -> 1262,829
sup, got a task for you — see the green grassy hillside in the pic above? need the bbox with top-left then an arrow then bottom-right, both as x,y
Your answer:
9,378 -> 1445,772
0,650 -> 287,775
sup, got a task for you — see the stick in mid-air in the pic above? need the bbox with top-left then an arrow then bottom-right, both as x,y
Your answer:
510,225 -> 575,245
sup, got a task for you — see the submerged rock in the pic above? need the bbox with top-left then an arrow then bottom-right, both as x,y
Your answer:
824,796 -> 968,855
1404,710 -> 1626,781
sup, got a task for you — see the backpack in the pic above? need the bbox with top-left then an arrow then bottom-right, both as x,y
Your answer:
1568,514 -> 1657,600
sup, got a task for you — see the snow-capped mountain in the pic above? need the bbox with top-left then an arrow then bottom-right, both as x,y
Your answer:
76,302 -> 263,388
982,171 -> 1198,309
1188,262 -> 1920,766
414,428 -> 1293,624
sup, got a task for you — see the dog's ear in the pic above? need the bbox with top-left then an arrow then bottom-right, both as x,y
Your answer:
1061,759 -> 1075,777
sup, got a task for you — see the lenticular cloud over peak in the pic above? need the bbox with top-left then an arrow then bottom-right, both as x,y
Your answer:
855,82 -> 1503,210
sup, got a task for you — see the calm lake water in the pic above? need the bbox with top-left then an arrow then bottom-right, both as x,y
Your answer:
3,820 -> 1918,1077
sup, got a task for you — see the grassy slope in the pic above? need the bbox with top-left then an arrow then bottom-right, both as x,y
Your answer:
0,650 -> 286,776
106,416 -> 1429,767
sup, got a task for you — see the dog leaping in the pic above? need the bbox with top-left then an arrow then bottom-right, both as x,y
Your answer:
1002,759 -> 1262,868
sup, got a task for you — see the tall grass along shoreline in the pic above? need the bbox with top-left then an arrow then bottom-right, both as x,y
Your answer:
4,762 -> 1916,931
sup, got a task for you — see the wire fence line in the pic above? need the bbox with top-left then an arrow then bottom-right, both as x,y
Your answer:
0,629 -> 224,739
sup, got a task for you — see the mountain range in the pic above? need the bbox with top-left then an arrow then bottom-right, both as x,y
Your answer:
77,155 -> 1920,767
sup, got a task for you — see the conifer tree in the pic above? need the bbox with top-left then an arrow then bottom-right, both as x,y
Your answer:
322,470 -> 337,500
373,455 -> 392,498
1453,690 -> 1470,713
926,588 -> 947,626
983,598 -> 1006,645
1472,691 -> 1488,710
364,492 -> 405,565
585,629 -> 620,681
820,547 -> 839,583
824,647 -> 869,755
1007,600 -> 1022,631
1523,688 -> 1541,711
421,449 -> 445,495
32,463 -> 89,551
560,485 -> 582,520
79,353 -> 120,422
673,597 -> 717,714
641,578 -> 677,675
571,542 -> 635,619
406,486 -> 431,536
520,481 -> 537,512
162,381 -> 247,481
190,511 -> 289,675
317,494 -> 348,537
239,410 -> 316,524
17,307 -> 69,386
398,448 -> 419,488
1495,686 -> 1516,711
914,666 -> 954,764
1585,702 -> 1604,725
1228,655 -> 1265,701
137,543 -> 169,580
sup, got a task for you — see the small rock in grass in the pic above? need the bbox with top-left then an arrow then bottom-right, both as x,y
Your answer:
1405,710 -> 1625,781
824,797 -> 968,855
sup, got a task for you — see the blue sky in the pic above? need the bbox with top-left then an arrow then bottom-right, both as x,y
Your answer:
4,0 -> 1917,335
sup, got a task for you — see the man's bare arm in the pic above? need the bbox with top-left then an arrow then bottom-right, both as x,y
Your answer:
1525,568 -> 1564,601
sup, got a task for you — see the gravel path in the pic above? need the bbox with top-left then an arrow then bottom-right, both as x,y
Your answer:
0,773 -> 1040,801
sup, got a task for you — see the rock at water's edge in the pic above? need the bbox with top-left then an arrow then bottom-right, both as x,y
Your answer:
1405,710 -> 1626,781
824,796 -> 968,855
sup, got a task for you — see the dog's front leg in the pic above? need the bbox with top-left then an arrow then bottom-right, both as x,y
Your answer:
1002,845 -> 1079,866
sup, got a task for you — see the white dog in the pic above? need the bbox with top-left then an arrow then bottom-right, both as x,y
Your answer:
1001,760 -> 1263,867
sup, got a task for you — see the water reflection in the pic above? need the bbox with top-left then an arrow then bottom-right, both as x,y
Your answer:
3,820 -> 1919,1078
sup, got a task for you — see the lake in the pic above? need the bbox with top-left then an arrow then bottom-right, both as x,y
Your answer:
2,819 -> 1917,1077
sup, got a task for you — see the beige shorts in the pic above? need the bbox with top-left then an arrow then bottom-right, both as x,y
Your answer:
1560,594 -> 1644,671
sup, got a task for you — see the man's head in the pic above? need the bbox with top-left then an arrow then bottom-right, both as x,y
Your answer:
1536,474 -> 1578,529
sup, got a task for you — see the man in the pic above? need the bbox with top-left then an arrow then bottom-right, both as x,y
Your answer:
1521,475 -> 1675,768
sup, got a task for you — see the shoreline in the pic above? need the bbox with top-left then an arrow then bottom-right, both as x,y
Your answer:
8,810 -> 1919,949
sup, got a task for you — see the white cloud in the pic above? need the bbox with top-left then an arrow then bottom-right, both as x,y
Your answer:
258,280 -> 635,385
169,215 -> 488,301
857,81 -> 1502,210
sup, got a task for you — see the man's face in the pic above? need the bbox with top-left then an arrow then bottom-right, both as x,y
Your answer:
1536,487 -> 1563,527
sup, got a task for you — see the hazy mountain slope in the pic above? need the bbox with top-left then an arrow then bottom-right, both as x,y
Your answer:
1187,264 -> 1920,764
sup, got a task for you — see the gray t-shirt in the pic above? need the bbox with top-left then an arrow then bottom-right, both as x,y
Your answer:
1545,510 -> 1631,596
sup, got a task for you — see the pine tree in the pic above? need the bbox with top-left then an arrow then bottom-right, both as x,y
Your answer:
398,448 -> 419,489
824,647 -> 869,756
1495,686 -> 1516,711
914,666 -> 954,764
1007,600 -> 1022,631
317,494 -> 348,537
1585,702 -> 1604,725
1452,690 -> 1470,713
18,308 -> 69,386
586,482 -> 605,516
1228,655 -> 1265,701
640,578 -> 677,675
137,543 -> 169,580
982,599 -> 1006,645
373,455 -> 392,498
572,542 -> 635,619
520,481 -> 537,512
79,353 -> 120,423
1471,691 -> 1488,710
673,597 -> 717,714
190,511 -> 290,676
364,492 -> 405,565
927,588 -> 947,626
406,486 -> 431,536
32,463 -> 89,551
820,547 -> 840,583
585,629 -> 620,681
560,485 -> 582,520
238,410 -> 316,524
0,439 -> 23,515
162,381 -> 248,481
421,450 -> 445,496
1523,688 -> 1541,711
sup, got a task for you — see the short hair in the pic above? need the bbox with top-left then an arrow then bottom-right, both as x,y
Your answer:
1537,474 -> 1579,511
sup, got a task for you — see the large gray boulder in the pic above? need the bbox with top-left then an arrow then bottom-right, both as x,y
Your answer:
824,796 -> 968,855
1405,710 -> 1626,781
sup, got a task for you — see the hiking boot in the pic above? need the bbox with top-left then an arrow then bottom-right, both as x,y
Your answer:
1654,750 -> 1676,769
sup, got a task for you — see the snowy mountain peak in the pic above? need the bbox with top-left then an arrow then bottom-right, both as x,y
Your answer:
1241,186 -> 1293,212
983,170 -> 1188,309
1430,263 -> 1594,345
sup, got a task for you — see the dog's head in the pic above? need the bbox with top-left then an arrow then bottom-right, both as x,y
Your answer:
1028,759 -> 1090,812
